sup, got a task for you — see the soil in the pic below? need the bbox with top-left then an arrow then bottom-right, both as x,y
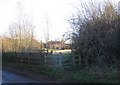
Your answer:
2,66 -> 59,83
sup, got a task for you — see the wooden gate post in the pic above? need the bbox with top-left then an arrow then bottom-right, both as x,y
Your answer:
59,52 -> 62,68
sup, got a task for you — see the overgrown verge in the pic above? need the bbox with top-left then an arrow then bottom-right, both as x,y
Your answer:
62,65 -> 119,83
3,62 -> 119,83
3,62 -> 63,80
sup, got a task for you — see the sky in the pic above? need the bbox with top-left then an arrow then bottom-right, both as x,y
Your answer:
0,0 -> 119,42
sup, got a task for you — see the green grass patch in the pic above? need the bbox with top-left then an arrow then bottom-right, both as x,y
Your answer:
62,64 -> 119,83
3,62 -> 63,80
63,71 -> 118,83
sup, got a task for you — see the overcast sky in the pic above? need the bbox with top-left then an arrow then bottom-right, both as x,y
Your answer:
0,0 -> 119,42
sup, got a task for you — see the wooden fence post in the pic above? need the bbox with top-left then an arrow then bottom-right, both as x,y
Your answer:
20,52 -> 22,65
50,54 -> 52,68
28,53 -> 29,65
72,53 -> 75,69
45,54 -> 47,63
59,52 -> 62,68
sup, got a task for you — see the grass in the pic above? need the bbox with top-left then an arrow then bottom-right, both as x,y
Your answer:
63,72 -> 97,83
62,64 -> 119,83
3,62 -> 119,83
53,53 -> 71,56
3,62 -> 63,80
45,67 -> 63,79
63,72 -> 119,83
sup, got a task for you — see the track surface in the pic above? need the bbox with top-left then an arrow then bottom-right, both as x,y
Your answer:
2,70 -> 39,83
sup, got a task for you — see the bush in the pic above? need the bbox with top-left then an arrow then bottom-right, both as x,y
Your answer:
68,1 -> 119,68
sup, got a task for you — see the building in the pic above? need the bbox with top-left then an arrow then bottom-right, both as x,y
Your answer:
47,40 -> 71,50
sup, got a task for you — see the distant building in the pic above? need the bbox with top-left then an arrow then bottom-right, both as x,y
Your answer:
47,40 -> 71,50
65,44 -> 71,49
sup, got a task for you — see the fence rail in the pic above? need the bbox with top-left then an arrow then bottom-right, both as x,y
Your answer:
3,52 -> 79,69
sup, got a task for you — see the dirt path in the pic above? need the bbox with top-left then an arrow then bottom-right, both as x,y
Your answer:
2,66 -> 58,83
2,70 -> 40,83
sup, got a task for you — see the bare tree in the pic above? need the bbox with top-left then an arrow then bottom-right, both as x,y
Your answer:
9,2 -> 35,52
43,14 -> 50,51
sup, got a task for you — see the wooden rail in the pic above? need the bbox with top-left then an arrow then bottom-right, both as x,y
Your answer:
3,52 -> 80,69
3,52 -> 52,69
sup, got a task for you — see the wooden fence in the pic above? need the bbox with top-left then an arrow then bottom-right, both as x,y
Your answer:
51,53 -> 74,69
3,52 -> 79,69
